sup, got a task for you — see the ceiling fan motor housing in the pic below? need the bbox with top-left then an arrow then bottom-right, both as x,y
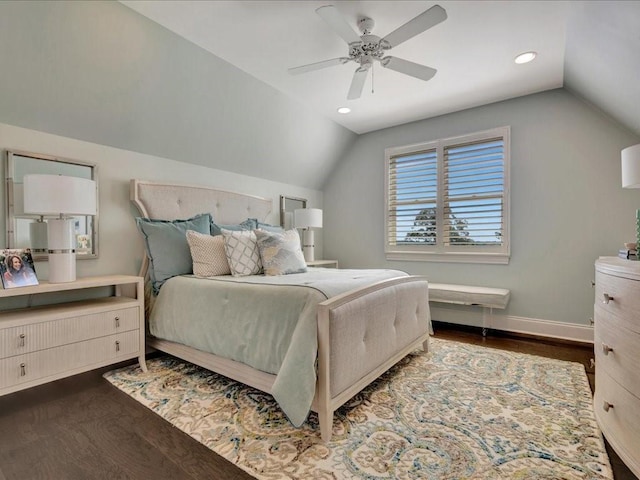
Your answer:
349,34 -> 387,62
357,16 -> 375,34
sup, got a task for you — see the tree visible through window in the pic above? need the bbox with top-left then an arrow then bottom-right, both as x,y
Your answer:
385,127 -> 510,264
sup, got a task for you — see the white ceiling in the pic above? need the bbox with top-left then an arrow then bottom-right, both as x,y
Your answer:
121,1 -> 640,137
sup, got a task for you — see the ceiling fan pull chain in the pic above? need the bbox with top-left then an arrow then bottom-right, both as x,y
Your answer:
371,62 -> 375,95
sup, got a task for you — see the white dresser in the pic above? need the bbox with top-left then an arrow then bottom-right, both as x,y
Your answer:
593,257 -> 640,477
0,275 -> 146,396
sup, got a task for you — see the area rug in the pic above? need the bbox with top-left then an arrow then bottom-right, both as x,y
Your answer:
104,338 -> 612,479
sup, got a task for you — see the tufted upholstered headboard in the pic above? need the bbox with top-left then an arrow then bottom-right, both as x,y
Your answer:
130,179 -> 272,224
129,179 -> 273,300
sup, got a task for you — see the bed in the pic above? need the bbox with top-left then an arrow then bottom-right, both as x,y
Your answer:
130,179 -> 431,441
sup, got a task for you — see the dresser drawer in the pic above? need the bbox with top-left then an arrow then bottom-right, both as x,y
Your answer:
0,330 -> 140,391
595,270 -> 640,333
0,306 -> 139,359
594,369 -> 640,475
594,304 -> 640,398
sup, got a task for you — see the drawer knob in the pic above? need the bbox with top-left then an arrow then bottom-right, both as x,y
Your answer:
115,316 -> 120,328
589,317 -> 594,326
115,340 -> 120,352
603,401 -> 614,412
602,293 -> 614,304
589,358 -> 595,369
20,363 -> 26,377
602,343 -> 614,355
591,280 -> 595,287
18,333 -> 25,347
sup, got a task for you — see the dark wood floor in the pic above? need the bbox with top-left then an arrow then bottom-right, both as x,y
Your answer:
0,323 -> 636,480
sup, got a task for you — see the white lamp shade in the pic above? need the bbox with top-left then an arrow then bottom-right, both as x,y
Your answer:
622,144 -> 640,188
294,208 -> 323,229
23,174 -> 97,216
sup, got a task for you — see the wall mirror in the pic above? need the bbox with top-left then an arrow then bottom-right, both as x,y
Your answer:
5,150 -> 99,261
280,195 -> 307,229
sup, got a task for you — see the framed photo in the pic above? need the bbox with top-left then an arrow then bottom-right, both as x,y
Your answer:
0,248 -> 39,288
76,234 -> 91,254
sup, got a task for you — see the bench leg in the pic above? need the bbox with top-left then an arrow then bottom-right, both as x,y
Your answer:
482,307 -> 493,337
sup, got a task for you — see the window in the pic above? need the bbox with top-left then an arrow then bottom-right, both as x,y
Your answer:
385,126 -> 510,264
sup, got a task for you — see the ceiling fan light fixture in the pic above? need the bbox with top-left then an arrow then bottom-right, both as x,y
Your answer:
337,106 -> 351,114
514,51 -> 537,64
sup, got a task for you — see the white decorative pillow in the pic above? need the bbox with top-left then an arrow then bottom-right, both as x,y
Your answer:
186,230 -> 231,277
221,228 -> 262,276
255,229 -> 307,276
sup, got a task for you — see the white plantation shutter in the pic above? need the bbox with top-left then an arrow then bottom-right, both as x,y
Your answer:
387,149 -> 437,245
385,127 -> 510,264
443,138 -> 505,246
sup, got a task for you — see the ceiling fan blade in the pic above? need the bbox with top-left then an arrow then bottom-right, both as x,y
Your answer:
381,56 -> 437,81
347,67 -> 369,100
288,57 -> 350,75
316,5 -> 362,45
381,4 -> 447,48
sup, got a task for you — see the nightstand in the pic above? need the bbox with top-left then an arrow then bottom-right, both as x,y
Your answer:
0,275 -> 146,396
307,259 -> 339,268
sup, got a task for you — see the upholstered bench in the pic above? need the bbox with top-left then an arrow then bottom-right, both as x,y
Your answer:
428,283 -> 511,335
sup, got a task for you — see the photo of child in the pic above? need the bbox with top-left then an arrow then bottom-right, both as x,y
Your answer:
76,234 -> 91,253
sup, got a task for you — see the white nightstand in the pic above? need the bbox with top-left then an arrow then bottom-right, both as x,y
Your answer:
307,259 -> 339,268
0,275 -> 147,396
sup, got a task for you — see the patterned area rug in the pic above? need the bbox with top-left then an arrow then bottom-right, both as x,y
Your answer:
104,338 -> 612,479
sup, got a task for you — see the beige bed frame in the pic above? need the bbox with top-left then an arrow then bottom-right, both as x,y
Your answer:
130,179 -> 431,442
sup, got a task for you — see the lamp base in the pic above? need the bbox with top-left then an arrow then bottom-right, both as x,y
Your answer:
48,253 -> 76,283
302,229 -> 315,262
47,218 -> 77,283
29,220 -> 48,254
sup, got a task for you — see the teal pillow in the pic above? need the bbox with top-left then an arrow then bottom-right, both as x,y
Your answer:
136,213 -> 211,294
256,220 -> 285,233
211,218 -> 257,236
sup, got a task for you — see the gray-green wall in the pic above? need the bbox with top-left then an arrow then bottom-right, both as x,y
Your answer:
323,89 -> 640,330
0,0 -> 355,190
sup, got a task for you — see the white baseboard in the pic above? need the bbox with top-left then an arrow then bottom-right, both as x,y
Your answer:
430,305 -> 594,344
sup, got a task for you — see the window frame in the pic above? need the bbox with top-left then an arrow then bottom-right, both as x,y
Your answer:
384,126 -> 510,264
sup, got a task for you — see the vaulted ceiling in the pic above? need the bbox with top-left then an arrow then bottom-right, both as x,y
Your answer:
122,1 -> 640,137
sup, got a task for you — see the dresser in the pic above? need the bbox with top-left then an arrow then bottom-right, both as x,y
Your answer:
593,257 -> 640,477
0,275 -> 146,396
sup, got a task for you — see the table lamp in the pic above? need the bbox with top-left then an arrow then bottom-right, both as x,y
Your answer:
621,144 -> 640,249
23,174 -> 97,283
294,208 -> 323,262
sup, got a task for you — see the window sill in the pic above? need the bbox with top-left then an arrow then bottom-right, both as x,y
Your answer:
385,251 -> 510,265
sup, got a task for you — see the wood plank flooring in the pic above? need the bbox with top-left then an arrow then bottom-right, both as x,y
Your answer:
0,322 -> 636,480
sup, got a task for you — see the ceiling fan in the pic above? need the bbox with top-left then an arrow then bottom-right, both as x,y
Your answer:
288,4 -> 447,100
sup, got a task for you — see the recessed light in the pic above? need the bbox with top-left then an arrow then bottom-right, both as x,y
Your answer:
337,107 -> 351,114
515,51 -> 537,64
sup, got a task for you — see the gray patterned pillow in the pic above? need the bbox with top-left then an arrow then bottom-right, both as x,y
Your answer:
221,229 -> 262,276
186,230 -> 231,277
255,229 -> 307,276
